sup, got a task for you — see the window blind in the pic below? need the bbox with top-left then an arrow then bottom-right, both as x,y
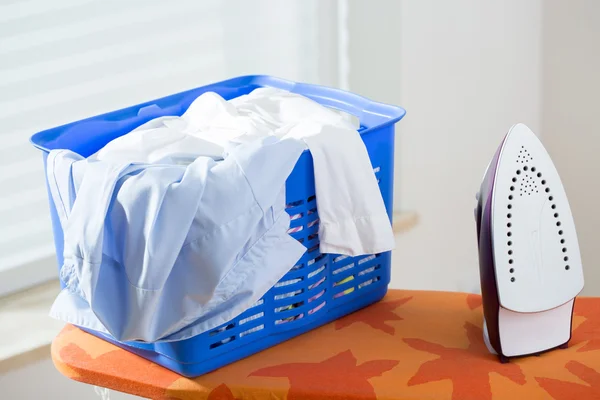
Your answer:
0,0 -> 340,296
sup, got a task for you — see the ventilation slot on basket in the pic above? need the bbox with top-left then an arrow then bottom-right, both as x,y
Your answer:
333,275 -> 355,298
249,299 -> 264,308
240,325 -> 264,338
358,254 -> 378,265
209,336 -> 235,349
208,323 -> 236,349
239,312 -> 264,325
358,264 -> 381,277
287,225 -> 304,234
332,255 -> 357,275
209,323 -> 235,337
275,301 -> 304,313
286,198 -> 306,235
333,255 -> 349,263
286,200 -> 304,208
291,262 -> 304,271
334,275 -> 354,287
308,276 -> 326,290
308,265 -> 326,279
358,262 -> 382,289
309,301 -> 326,315
290,212 -> 303,221
274,297 -> 304,325
308,254 -> 326,266
333,263 -> 354,275
275,277 -> 303,287
308,289 -> 326,303
374,166 -> 382,184
274,289 -> 303,300
275,311 -> 304,325
307,288 -> 327,316
358,277 -> 381,289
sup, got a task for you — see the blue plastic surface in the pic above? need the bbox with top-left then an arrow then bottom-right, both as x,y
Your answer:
30,75 -> 406,377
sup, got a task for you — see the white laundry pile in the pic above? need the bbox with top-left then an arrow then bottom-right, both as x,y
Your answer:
96,88 -> 395,255
47,88 -> 394,343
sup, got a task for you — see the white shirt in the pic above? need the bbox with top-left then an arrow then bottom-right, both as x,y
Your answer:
48,136 -> 307,342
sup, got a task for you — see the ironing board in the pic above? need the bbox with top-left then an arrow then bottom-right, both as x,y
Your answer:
51,289 -> 600,400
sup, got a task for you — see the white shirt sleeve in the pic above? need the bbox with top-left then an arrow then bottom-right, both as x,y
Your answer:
282,122 -> 395,256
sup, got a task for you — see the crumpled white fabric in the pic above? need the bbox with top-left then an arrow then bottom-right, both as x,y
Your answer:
95,88 -> 395,256
47,135 -> 307,342
202,88 -> 394,255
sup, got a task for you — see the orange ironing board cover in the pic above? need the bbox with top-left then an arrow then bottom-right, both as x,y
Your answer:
50,289 -> 600,400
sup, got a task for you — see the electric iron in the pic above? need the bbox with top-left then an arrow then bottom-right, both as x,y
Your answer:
475,123 -> 584,362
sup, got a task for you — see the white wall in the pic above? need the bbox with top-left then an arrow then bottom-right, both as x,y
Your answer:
349,0 -> 543,293
542,0 -> 600,296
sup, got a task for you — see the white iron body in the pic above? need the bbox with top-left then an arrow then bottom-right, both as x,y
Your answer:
475,123 -> 584,361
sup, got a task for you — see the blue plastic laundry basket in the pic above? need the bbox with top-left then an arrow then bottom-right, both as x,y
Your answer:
30,75 -> 406,377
